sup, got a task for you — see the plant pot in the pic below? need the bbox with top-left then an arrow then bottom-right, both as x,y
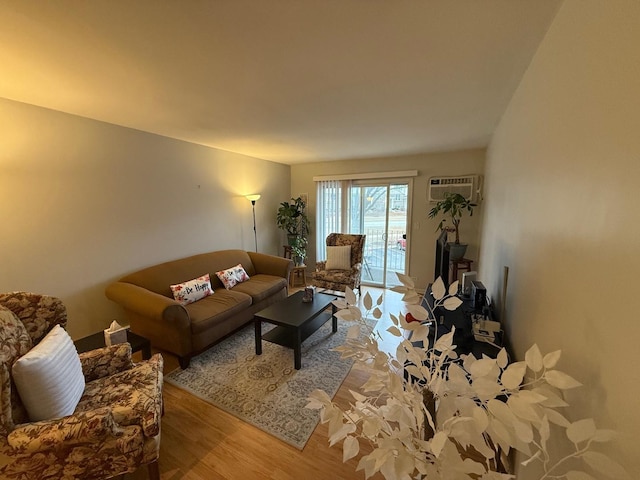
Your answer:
448,243 -> 468,261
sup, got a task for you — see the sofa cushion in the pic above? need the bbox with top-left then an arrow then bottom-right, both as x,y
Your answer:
186,290 -> 252,335
231,275 -> 288,303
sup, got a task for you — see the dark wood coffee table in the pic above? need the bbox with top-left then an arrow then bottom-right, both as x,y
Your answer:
254,291 -> 337,370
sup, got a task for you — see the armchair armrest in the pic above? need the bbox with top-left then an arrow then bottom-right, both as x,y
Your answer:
80,343 -> 133,383
248,252 -> 293,279
105,282 -> 189,328
7,407 -> 123,453
108,354 -> 164,438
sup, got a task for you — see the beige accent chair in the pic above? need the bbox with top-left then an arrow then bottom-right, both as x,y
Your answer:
312,233 -> 366,294
0,292 -> 163,480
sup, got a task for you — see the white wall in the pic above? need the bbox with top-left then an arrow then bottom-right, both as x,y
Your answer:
291,150 -> 485,290
480,1 -> 640,475
0,98 -> 289,339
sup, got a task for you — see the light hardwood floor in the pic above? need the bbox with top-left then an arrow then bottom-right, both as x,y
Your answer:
126,286 -> 408,480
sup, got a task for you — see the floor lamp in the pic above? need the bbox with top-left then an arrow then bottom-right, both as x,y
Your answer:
246,194 -> 261,252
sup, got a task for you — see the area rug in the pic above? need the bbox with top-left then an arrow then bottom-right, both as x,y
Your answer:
165,317 -> 373,449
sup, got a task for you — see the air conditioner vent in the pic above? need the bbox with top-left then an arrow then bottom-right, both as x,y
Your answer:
428,175 -> 482,203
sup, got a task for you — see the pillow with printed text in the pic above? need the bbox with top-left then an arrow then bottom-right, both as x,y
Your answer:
215,264 -> 250,289
170,273 -> 214,305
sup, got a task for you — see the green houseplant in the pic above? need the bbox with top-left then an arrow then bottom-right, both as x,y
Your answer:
307,276 -> 627,480
290,235 -> 308,266
428,192 -> 476,260
276,196 -> 311,259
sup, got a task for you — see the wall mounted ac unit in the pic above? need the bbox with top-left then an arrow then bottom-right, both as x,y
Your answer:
428,175 -> 482,203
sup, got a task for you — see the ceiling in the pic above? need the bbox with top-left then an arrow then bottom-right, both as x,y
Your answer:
0,1 -> 561,164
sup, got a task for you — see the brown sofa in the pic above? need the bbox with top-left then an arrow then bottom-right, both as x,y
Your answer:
106,250 -> 292,368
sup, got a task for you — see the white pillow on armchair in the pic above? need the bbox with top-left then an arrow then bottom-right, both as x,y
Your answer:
325,245 -> 352,270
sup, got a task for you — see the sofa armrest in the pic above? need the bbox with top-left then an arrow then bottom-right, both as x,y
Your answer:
248,252 -> 293,279
105,282 -> 189,328
7,407 -> 123,453
316,261 -> 327,271
80,343 -> 133,382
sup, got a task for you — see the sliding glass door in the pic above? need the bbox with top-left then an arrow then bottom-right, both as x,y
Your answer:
349,182 -> 409,287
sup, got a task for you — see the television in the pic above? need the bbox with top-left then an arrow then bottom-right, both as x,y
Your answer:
434,230 -> 450,288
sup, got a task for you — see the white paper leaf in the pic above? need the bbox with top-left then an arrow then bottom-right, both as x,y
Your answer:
582,451 -> 631,479
448,280 -> 459,296
343,435 -> 359,462
443,296 -> 463,311
347,324 -> 361,339
469,358 -> 496,378
516,390 -> 548,404
396,273 -> 415,289
472,406 -> 489,432
501,361 -> 526,390
346,287 -> 357,306
363,291 -> 373,311
432,277 -> 446,300
525,344 -> 543,372
487,399 -> 517,426
507,395 -> 542,423
386,326 -> 402,337
349,390 -> 367,403
566,418 -> 596,444
545,370 -> 582,389
329,422 -> 356,446
540,415 -> 550,452
406,304 -> 430,321
430,431 -> 448,457
533,385 -> 569,408
497,348 -> 509,369
543,349 -> 562,369
543,407 -> 570,427
513,419 -> 534,444
332,299 -> 348,310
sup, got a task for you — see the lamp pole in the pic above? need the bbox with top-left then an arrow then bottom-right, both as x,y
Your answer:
246,194 -> 261,252
251,200 -> 258,252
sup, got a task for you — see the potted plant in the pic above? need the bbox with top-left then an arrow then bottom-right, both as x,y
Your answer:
290,235 -> 308,266
307,276 -> 627,480
276,196 -> 311,246
428,192 -> 476,260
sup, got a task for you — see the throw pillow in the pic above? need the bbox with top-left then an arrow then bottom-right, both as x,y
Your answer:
12,324 -> 85,422
325,245 -> 352,270
170,273 -> 214,305
215,264 -> 250,289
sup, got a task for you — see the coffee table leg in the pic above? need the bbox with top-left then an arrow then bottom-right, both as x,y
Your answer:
294,330 -> 302,370
254,318 -> 262,355
332,303 -> 338,333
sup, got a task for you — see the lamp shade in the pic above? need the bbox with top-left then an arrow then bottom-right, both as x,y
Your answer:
246,194 -> 261,202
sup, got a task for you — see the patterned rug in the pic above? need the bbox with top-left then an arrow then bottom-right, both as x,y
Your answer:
165,317 -> 372,449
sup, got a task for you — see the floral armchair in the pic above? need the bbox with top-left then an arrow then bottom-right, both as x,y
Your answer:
0,292 -> 163,480
312,233 -> 366,294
